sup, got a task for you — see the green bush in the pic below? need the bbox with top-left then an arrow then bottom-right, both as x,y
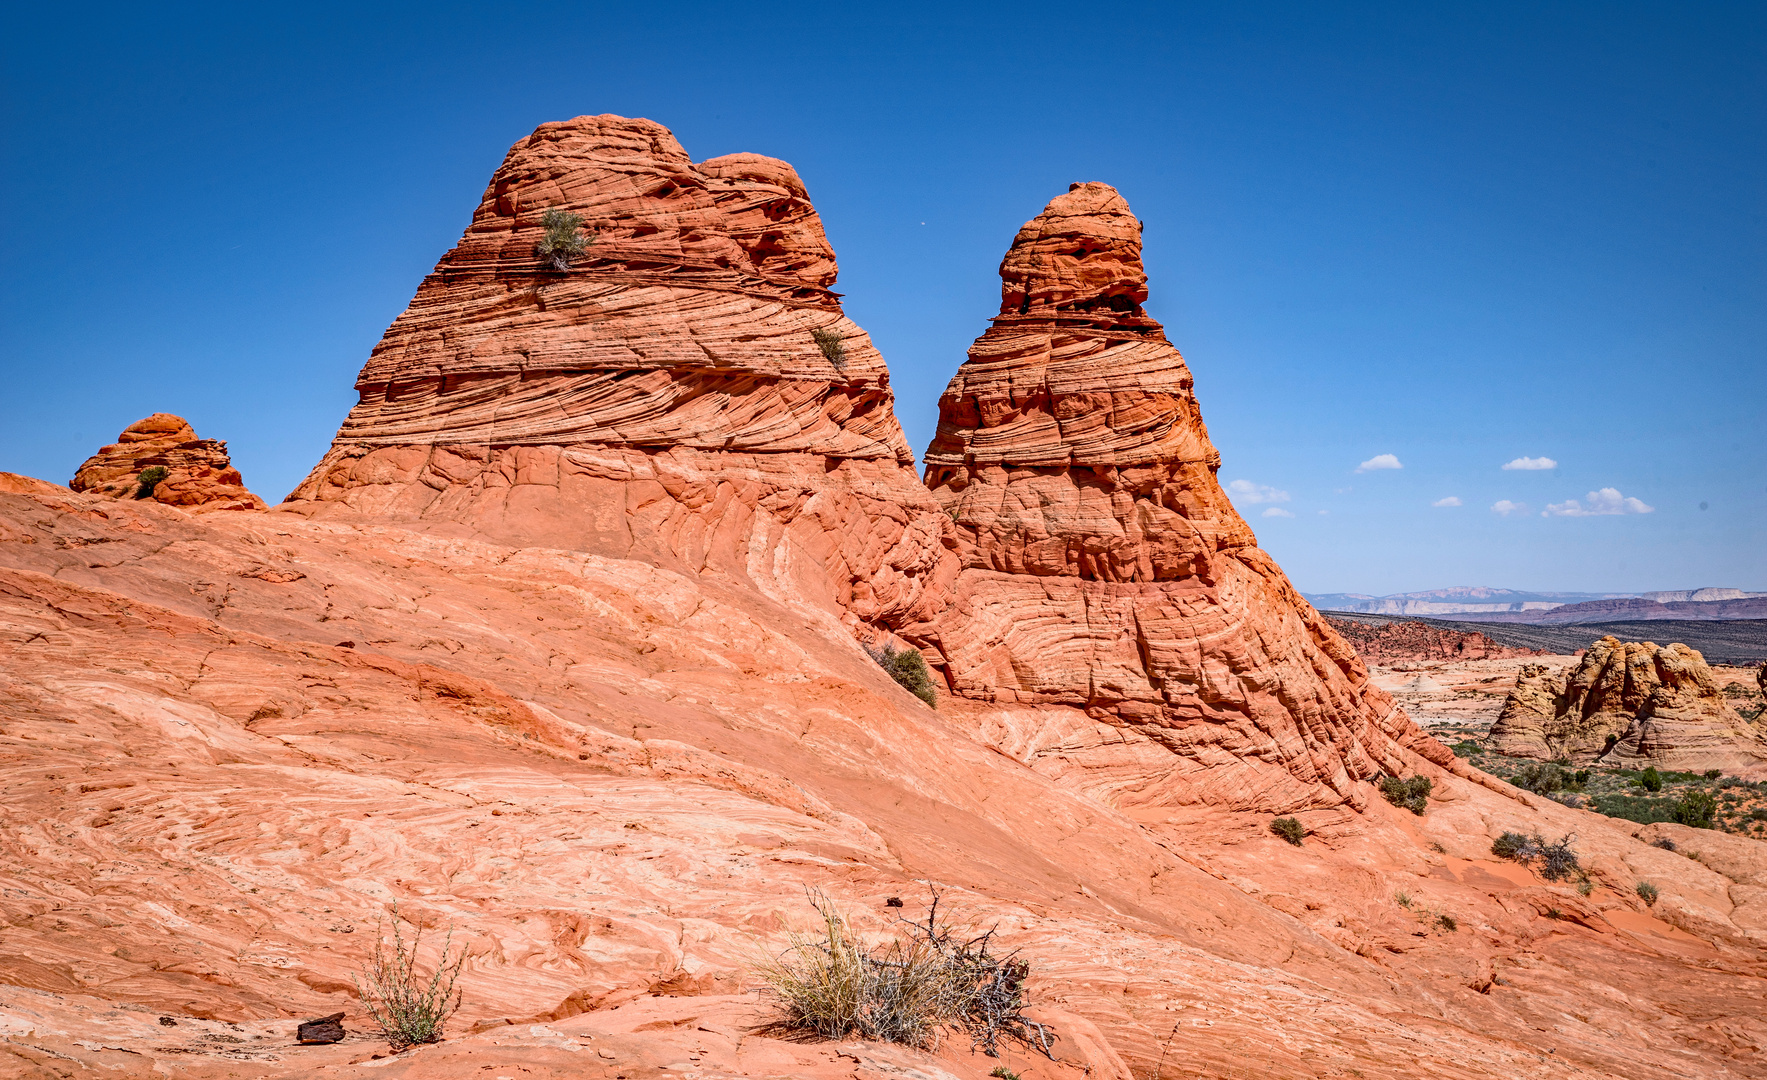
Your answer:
1640,766 -> 1662,792
868,643 -> 937,708
134,465 -> 169,499
1671,789 -> 1717,829
1635,881 -> 1658,905
1448,740 -> 1485,758
1703,768 -> 1723,780
1491,831 -> 1530,859
1592,793 -> 1676,825
753,891 -> 1055,1056
1379,775 -> 1432,815
1270,817 -> 1306,846
811,327 -> 847,372
535,208 -> 594,271
354,904 -> 467,1051
1491,831 -> 1581,881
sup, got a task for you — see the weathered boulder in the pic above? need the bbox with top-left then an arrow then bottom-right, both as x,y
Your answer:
285,115 -> 950,633
296,1012 -> 346,1044
1486,636 -> 1767,774
910,183 -> 1449,811
69,414 -> 266,511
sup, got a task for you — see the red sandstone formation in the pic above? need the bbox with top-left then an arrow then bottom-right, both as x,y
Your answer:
1325,615 -> 1546,664
285,116 -> 949,633
68,413 -> 266,511
1488,635 -> 1767,775
913,184 -> 1448,812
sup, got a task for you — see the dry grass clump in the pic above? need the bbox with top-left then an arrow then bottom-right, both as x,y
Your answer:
1269,817 -> 1306,846
353,904 -> 467,1051
811,327 -> 847,371
753,890 -> 1054,1057
535,208 -> 594,271
1491,831 -> 1581,882
1635,881 -> 1659,905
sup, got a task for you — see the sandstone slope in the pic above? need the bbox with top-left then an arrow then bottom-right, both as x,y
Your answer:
68,413 -> 266,511
4,485 -> 1767,1080
283,115 -> 949,635
1487,635 -> 1767,775
914,183 -> 1447,814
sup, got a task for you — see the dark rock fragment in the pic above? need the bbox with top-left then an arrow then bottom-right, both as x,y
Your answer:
298,1012 -> 346,1044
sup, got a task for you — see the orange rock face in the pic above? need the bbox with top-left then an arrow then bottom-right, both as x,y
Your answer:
68,413 -> 267,511
1326,615 -> 1546,664
914,184 -> 1447,811
286,116 -> 950,632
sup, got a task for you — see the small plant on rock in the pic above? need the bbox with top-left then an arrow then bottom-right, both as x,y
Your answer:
1436,913 -> 1458,933
1379,775 -> 1432,815
1270,817 -> 1306,846
1635,881 -> 1659,905
535,208 -> 594,271
811,327 -> 847,372
353,904 -> 467,1051
134,465 -> 169,499
1491,831 -> 1581,882
868,642 -> 938,708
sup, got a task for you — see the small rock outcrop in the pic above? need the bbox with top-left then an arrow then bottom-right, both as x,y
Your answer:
1325,616 -> 1545,664
286,115 -> 949,632
1486,636 -> 1767,774
911,183 -> 1448,810
69,414 -> 266,512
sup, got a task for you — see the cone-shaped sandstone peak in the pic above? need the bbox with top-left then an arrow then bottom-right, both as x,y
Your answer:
69,413 -> 266,512
916,184 -> 1449,810
286,115 -> 950,630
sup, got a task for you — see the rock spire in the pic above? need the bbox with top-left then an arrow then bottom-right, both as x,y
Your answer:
912,183 -> 1447,810
286,115 -> 950,630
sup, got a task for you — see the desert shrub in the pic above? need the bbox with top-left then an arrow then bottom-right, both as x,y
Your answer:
1511,763 -> 1566,795
354,905 -> 467,1051
811,327 -> 847,371
1576,878 -> 1594,896
1491,831 -> 1581,881
1394,891 -> 1412,908
1436,914 -> 1458,933
1671,789 -> 1717,829
1379,775 -> 1432,815
534,208 -> 594,271
1593,793 -> 1676,825
754,890 -> 1055,1056
1704,768 -> 1723,779
867,643 -> 937,708
991,1069 -> 1021,1080
1635,881 -> 1659,905
1652,837 -> 1677,851
1640,766 -> 1663,792
1572,770 -> 1590,787
1449,740 -> 1485,758
1545,907 -> 1563,920
1270,817 -> 1306,846
134,465 -> 168,499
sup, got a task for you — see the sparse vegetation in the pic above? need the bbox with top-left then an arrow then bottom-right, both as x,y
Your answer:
134,465 -> 168,499
1652,837 -> 1677,851
1436,913 -> 1458,932
1635,881 -> 1659,905
1491,831 -> 1581,881
1641,766 -> 1663,792
1672,789 -> 1718,829
534,208 -> 594,271
991,1069 -> 1021,1080
1270,817 -> 1306,846
353,904 -> 467,1051
812,327 -> 847,372
868,642 -> 938,708
753,890 -> 1056,1056
1379,775 -> 1432,815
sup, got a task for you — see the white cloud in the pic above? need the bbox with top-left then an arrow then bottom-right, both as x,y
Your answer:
1502,456 -> 1558,471
1262,506 -> 1295,518
1491,500 -> 1528,516
1227,479 -> 1290,504
1316,509 -> 1329,516
1355,453 -> 1402,473
1543,487 -> 1655,517
1432,496 -> 1463,507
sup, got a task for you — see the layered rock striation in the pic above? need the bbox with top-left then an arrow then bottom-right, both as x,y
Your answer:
912,183 -> 1448,810
1487,636 -> 1767,774
286,116 -> 949,630
1325,615 -> 1545,664
69,413 -> 266,511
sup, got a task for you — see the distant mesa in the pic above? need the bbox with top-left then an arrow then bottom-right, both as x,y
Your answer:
1486,635 -> 1767,777
1324,615 -> 1545,664
1308,585 -> 1767,622
912,181 -> 1450,811
68,413 -> 266,512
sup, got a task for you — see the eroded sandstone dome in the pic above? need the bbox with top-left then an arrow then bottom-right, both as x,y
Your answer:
69,413 -> 266,512
285,116 -> 950,630
912,183 -> 1450,810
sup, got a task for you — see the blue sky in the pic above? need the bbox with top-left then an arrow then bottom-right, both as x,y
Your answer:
3,2 -> 1762,594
